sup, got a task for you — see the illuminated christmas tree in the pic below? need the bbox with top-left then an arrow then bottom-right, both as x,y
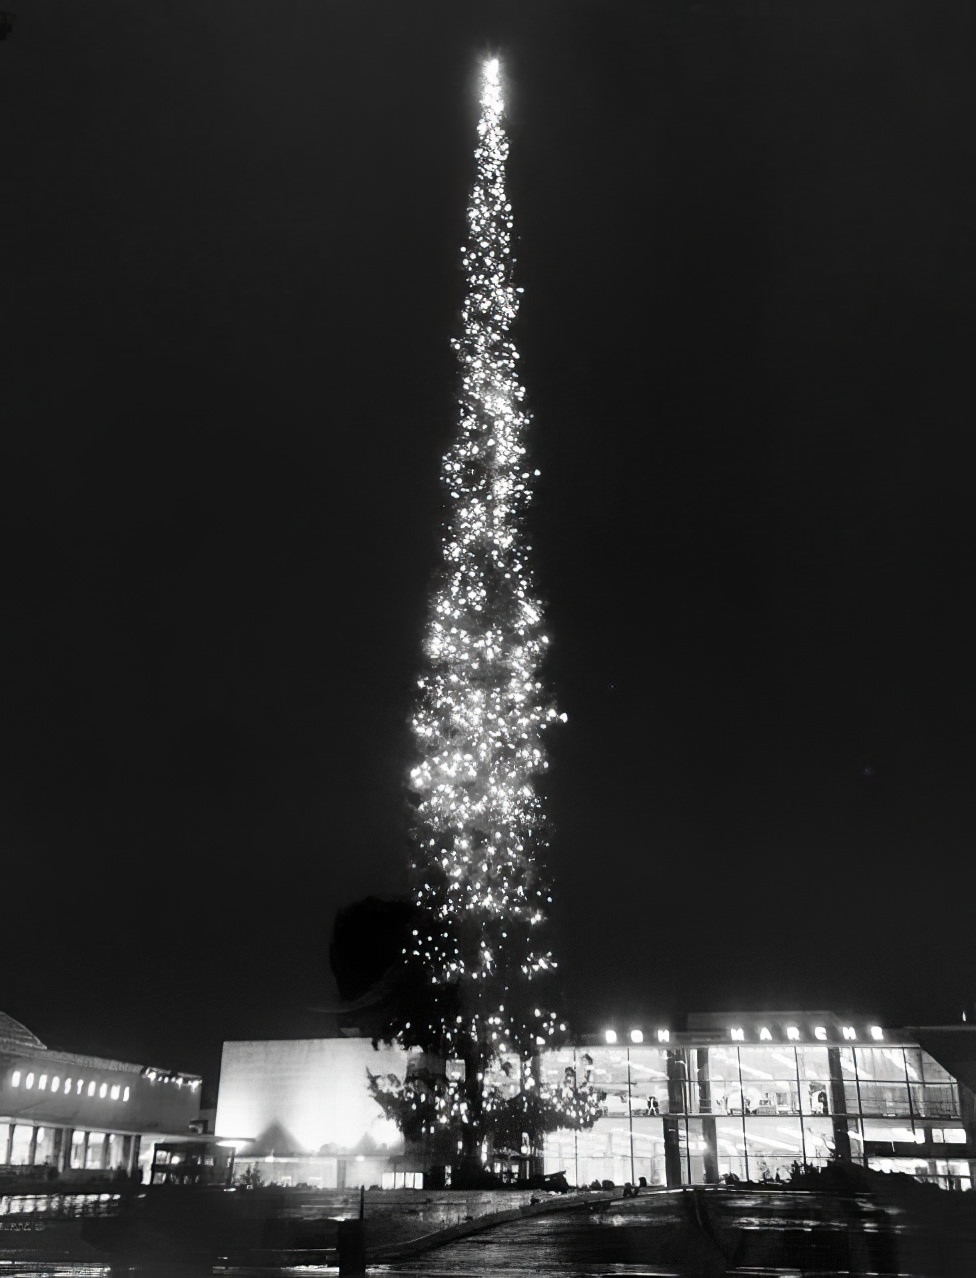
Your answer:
369,58 -> 599,1180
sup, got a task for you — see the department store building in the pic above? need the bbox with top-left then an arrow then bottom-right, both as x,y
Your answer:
542,1011 -> 976,1192
1,1011 -> 204,1183
215,1010 -> 976,1193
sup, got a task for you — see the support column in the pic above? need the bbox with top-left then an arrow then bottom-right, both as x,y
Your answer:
664,1050 -> 688,1186
663,1117 -> 683,1188
827,1047 -> 853,1163
696,1049 -> 719,1184
626,1048 -> 635,1186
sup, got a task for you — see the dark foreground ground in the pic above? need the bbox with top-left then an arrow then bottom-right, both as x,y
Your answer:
4,1183 -> 976,1275
371,1186 -> 976,1277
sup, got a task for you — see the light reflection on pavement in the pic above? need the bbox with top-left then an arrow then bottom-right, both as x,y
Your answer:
4,1186 -> 972,1277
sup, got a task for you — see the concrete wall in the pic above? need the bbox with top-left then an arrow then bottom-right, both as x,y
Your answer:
215,1037 -> 408,1161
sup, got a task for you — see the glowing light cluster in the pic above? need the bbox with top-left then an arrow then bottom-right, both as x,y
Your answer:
369,1052 -> 603,1157
383,60 -> 583,1158
408,57 -> 559,1018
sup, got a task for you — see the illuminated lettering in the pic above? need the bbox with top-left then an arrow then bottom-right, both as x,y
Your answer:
786,1026 -> 800,1041
842,1026 -> 857,1040
657,1029 -> 670,1043
870,1026 -> 884,1041
814,1026 -> 827,1041
730,1028 -> 745,1041
759,1027 -> 772,1041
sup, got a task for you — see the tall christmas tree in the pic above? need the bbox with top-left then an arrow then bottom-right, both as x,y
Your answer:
370,58 -> 598,1181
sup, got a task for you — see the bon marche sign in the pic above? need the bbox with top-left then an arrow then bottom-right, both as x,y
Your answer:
602,1021 -> 886,1045
727,1023 -> 884,1043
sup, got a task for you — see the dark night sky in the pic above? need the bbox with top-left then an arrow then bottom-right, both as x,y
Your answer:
3,1 -> 975,1093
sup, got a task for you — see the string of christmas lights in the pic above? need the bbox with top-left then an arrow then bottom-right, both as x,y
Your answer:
409,57 -> 562,1043
373,57 -> 595,1170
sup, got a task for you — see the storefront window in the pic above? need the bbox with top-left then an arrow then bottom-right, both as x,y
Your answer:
591,1050 -> 627,1116
868,1155 -> 930,1181
703,1046 -> 741,1087
720,1087 -> 747,1116
684,1117 -> 711,1185
947,1160 -> 972,1191
9,1125 -> 33,1165
857,1082 -> 911,1116
801,1116 -> 837,1165
686,1048 -> 729,1115
919,1051 -> 954,1085
574,1114 -> 632,1187
795,1044 -> 830,1078
628,1044 -> 669,1115
633,1154 -> 667,1188
737,1046 -> 778,1083
854,1046 -> 908,1082
902,1048 -> 923,1081
731,1048 -> 799,1115
70,1131 -> 86,1170
714,1115 -> 748,1182
932,1126 -> 967,1144
538,1046 -> 576,1089
835,1045 -> 856,1077
860,1118 -> 920,1144
34,1127 -> 57,1167
743,1116 -> 803,1182
751,1081 -> 800,1115
596,1088 -> 631,1119
911,1083 -> 959,1119
86,1132 -> 107,1170
867,1156 -> 971,1191
764,1047 -> 803,1079
802,1080 -> 832,1115
106,1133 -> 125,1171
587,1047 -> 629,1091
630,1115 -> 666,1185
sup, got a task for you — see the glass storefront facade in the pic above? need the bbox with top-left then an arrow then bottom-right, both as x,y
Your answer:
3,1011 -> 206,1185
537,1033 -> 975,1193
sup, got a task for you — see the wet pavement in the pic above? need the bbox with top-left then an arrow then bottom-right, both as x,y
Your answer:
4,1186 -> 976,1276
370,1188 -> 975,1276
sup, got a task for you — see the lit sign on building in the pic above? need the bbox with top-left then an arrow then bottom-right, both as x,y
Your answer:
726,1022 -> 884,1043
600,1021 -> 886,1045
